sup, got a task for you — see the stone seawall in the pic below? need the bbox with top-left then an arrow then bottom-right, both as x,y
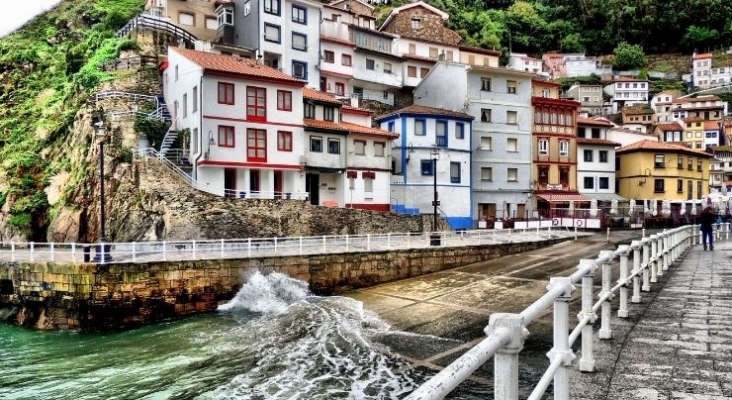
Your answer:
0,239 -> 568,331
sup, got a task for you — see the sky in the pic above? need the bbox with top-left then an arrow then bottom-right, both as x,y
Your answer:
0,0 -> 62,37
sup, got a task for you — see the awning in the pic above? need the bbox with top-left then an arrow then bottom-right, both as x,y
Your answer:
536,193 -> 592,203
581,193 -> 629,202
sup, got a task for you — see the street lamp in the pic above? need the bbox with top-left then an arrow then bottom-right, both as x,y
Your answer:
93,116 -> 111,263
431,148 -> 439,231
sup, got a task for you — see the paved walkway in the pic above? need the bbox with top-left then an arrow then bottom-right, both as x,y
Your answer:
571,238 -> 732,400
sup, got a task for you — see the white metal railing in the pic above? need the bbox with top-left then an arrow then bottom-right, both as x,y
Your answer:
405,223 -> 729,400
0,226 -> 587,264
95,91 -> 161,107
133,147 -> 311,201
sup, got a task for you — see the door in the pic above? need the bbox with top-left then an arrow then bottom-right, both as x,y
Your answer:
305,173 -> 320,205
250,169 -> 260,196
516,204 -> 526,219
224,168 -> 236,198
320,77 -> 327,92
274,170 -> 283,199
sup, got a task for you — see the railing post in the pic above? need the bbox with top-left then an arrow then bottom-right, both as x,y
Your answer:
367,234 -> 371,251
192,240 -> 196,259
574,226 -> 577,241
132,242 -> 137,263
162,241 -> 167,261
650,234 -> 659,283
220,239 -> 224,258
547,277 -> 575,400
617,245 -> 631,318
71,243 -> 76,263
247,238 -> 252,258
322,236 -> 326,253
50,242 -> 55,262
726,222 -> 729,241
274,237 -> 278,255
10,242 -> 15,262
388,232 -> 391,250
30,242 -> 35,262
641,238 -> 651,292
299,236 -> 303,255
346,235 -> 349,252
662,231 -> 669,272
631,240 -> 642,303
577,259 -> 598,372
599,250 -> 615,339
488,313 -> 525,400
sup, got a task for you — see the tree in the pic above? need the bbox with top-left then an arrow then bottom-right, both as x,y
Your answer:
613,42 -> 648,70
682,25 -> 719,51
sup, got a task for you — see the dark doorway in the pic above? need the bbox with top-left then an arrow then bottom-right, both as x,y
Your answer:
305,173 -> 320,205
250,169 -> 261,195
320,77 -> 327,92
224,168 -> 236,198
274,170 -> 283,199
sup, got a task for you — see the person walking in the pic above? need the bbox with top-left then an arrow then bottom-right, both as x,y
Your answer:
700,206 -> 715,251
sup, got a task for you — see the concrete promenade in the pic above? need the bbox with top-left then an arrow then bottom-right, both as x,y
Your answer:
570,237 -> 732,399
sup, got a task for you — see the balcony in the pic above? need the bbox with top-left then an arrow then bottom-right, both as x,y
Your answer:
436,135 -> 447,147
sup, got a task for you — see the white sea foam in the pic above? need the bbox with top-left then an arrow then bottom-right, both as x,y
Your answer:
216,270 -> 310,314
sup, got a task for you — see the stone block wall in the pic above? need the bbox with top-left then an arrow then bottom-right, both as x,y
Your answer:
0,238 -> 568,331
379,5 -> 461,45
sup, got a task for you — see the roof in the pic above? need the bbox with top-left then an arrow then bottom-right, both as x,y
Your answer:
379,1 -> 449,32
656,122 -> 684,131
341,104 -> 372,115
170,48 -> 303,84
653,90 -> 682,98
577,116 -> 614,127
340,121 -> 398,139
303,88 -> 342,104
321,35 -> 353,47
672,95 -> 722,104
693,53 -> 713,59
616,140 -> 713,157
614,76 -> 648,82
327,0 -> 375,11
704,121 -> 721,130
402,53 -> 437,63
682,116 -> 705,123
577,138 -> 620,146
304,119 -> 347,132
458,45 -> 501,57
375,104 -> 474,121
622,105 -> 654,115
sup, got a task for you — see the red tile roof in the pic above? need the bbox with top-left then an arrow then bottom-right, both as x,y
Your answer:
577,116 -> 614,127
304,119 -> 347,131
682,116 -> 705,123
704,121 -> 721,130
616,140 -> 712,157
621,105 -> 654,115
340,121 -> 398,138
375,104 -> 474,121
656,122 -> 684,131
672,95 -> 722,104
321,35 -> 353,47
341,104 -> 372,115
171,48 -> 303,84
693,53 -> 713,59
577,138 -> 620,146
303,87 -> 342,104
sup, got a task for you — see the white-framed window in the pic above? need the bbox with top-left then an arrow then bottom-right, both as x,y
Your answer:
481,136 -> 492,150
559,140 -> 569,157
217,7 -> 233,25
264,24 -> 281,43
538,138 -> 549,155
481,167 -> 492,181
507,138 -> 517,152
179,12 -> 194,26
205,17 -> 218,30
414,119 -> 426,136
507,168 -> 518,182
507,110 -> 517,124
374,142 -> 385,157
481,77 -> 491,91
507,80 -> 517,94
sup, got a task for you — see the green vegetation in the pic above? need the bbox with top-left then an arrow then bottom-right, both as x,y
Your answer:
612,42 -> 648,70
0,0 -> 145,236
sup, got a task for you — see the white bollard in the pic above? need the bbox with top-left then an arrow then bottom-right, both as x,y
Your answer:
599,250 -> 615,339
578,259 -> 598,372
547,277 -> 576,400
650,235 -> 658,283
641,239 -> 651,291
662,231 -> 669,272
617,245 -> 631,318
631,240 -> 642,303
489,313 -> 525,400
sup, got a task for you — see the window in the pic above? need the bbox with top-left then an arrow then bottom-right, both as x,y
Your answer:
507,111 -> 517,124
420,68 -> 429,78
322,50 -> 336,63
264,23 -> 281,43
246,86 -> 266,121
450,162 -> 461,183
383,62 -> 392,74
654,178 -> 665,193
507,138 -> 518,152
429,47 -> 438,58
264,0 -> 280,15
335,82 -> 345,96
411,18 -> 421,29
481,109 -> 492,122
292,5 -> 306,24
697,181 -> 702,198
407,66 -> 417,77
688,158 -> 693,170
310,136 -> 323,152
409,43 -> 416,54
591,128 -> 600,138
304,103 -> 316,119
354,140 -> 366,155
243,1 -> 251,16
414,119 -> 426,136
559,140 -> 569,157
456,123 -> 464,139
507,80 -> 517,93
677,157 -> 684,169
584,177 -> 594,189
577,127 -> 585,138
374,142 -> 385,157
218,82 -> 234,105
217,7 -> 234,25
584,150 -> 593,162
179,12 -> 194,26
435,120 -> 447,146
421,160 -> 434,176
538,138 -> 549,155
481,136 -> 492,150
175,65 -> 178,81
277,131 -> 292,151
324,107 -> 335,122
342,54 -> 351,66
446,50 -> 454,61
560,167 -> 569,185
292,61 -> 307,79
697,159 -> 703,171
182,93 -> 188,118
387,122 -> 395,132
481,167 -> 492,181
677,179 -> 683,192
366,59 -> 375,70
206,17 -> 217,30
277,90 -> 292,111
599,177 -> 609,189
599,150 -> 608,163
507,168 -> 518,182
218,126 -> 235,147
192,86 -> 198,113
654,154 -> 665,168
364,176 -> 373,196
246,129 -> 267,161
481,78 -> 491,91
328,139 -> 341,154
292,33 -> 307,51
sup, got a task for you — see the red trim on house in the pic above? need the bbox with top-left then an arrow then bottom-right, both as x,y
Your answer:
347,203 -> 390,212
531,97 -> 581,107
207,71 -> 306,87
203,115 -> 304,128
346,167 -> 392,172
341,107 -> 372,116
198,161 -> 302,170
320,69 -> 353,79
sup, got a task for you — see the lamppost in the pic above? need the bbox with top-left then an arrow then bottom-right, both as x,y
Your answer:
93,116 -> 111,263
431,148 -> 439,231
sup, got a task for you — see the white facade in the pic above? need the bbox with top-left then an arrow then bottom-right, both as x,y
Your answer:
508,53 -> 543,74
611,80 -> 649,113
650,91 -> 679,122
413,62 -> 534,223
692,53 -> 712,88
564,54 -> 610,77
607,127 -> 658,147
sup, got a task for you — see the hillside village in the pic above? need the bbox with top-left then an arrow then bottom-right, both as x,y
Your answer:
4,0 -> 732,240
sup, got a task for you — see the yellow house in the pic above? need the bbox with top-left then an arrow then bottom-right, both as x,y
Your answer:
682,117 -> 705,149
616,140 -> 712,201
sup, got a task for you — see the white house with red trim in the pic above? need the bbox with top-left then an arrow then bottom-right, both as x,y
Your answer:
164,47 -> 309,200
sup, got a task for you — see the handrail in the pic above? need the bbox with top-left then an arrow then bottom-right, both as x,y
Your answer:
116,14 -> 197,45
404,223 -> 723,400
95,90 -> 160,106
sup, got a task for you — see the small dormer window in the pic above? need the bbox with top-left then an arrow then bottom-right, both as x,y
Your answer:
411,18 -> 420,29
217,6 -> 234,26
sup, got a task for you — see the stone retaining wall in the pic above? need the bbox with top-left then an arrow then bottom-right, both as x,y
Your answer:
0,238 -> 568,331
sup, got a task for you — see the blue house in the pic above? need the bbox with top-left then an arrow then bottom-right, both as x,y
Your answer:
376,105 -> 474,229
